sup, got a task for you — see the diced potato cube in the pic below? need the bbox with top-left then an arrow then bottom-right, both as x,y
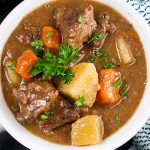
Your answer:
71,115 -> 104,146
58,63 -> 100,107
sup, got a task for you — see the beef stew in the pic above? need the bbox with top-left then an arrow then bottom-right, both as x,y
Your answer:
1,0 -> 147,146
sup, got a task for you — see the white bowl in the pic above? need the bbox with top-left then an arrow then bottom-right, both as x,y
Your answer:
0,0 -> 150,150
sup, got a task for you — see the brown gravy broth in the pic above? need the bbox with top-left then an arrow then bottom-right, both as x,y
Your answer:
1,0 -> 147,145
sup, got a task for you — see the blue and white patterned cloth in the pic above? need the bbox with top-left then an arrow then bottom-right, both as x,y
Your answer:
126,1 -> 150,150
129,119 -> 150,150
127,0 -> 150,25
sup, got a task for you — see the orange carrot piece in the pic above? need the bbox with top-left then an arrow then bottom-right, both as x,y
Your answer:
97,68 -> 121,105
42,26 -> 61,50
15,50 -> 38,80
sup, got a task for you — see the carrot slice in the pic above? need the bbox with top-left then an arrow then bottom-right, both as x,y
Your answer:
15,50 -> 38,80
42,26 -> 61,50
97,68 -> 121,105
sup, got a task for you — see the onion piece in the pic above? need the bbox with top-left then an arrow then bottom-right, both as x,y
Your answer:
116,37 -> 136,65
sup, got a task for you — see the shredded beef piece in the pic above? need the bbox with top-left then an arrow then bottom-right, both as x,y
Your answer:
16,102 -> 33,125
13,79 -> 59,124
13,78 -> 81,131
55,5 -> 97,48
38,96 -> 80,131
93,13 -> 117,49
16,21 -> 40,44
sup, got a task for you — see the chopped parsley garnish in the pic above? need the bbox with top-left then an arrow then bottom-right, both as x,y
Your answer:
75,96 -> 86,107
59,70 -> 74,85
31,39 -> 44,57
29,43 -> 78,84
46,32 -> 53,38
88,57 -> 96,63
112,78 -> 122,88
101,51 -> 110,57
102,58 -> 116,69
31,39 -> 44,47
119,83 -> 129,98
58,43 -> 78,65
115,115 -> 121,123
87,33 -> 104,44
78,15 -> 84,24
40,112 -> 54,120
92,49 -> 110,58
91,49 -> 115,68
92,49 -> 102,56
7,60 -> 16,70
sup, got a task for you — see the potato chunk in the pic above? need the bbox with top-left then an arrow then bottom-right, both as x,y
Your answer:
116,37 -> 136,65
5,60 -> 21,85
58,63 -> 100,107
71,115 -> 104,146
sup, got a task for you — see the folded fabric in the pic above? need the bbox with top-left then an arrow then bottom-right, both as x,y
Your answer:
126,0 -> 150,149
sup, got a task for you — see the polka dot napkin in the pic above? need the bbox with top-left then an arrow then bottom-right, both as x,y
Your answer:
126,1 -> 150,149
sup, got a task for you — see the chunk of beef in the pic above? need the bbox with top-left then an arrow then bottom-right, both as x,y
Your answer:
16,21 -> 40,44
16,102 -> 33,125
55,5 -> 97,48
13,78 -> 81,131
38,96 -> 80,132
93,13 -> 117,49
13,79 -> 59,124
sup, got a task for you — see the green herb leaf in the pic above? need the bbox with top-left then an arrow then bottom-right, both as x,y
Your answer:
92,49 -> 102,56
92,49 -> 110,58
115,115 -> 121,123
31,39 -> 44,57
91,49 -> 114,69
40,112 -> 54,120
33,47 -> 44,57
78,15 -> 84,24
101,51 -> 110,57
112,78 -> 122,88
75,96 -> 86,107
29,43 -> 78,84
58,43 -> 78,65
88,57 -> 96,63
31,39 -> 44,47
59,70 -> 74,84
7,60 -> 16,70
119,83 -> 129,98
87,33 -> 104,44
102,58 -> 116,69
46,32 -> 53,38
29,51 -> 58,77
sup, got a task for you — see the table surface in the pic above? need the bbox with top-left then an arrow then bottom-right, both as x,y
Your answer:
0,0 -> 133,149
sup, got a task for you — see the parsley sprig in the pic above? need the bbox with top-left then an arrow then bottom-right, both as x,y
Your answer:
7,60 -> 16,70
88,57 -> 96,63
102,58 -> 116,69
78,15 -> 84,24
40,112 -> 54,120
87,33 -> 104,44
31,39 -> 44,57
46,32 -> 53,38
29,43 -> 78,84
115,115 -> 121,123
91,48 -> 116,68
92,49 -> 110,57
75,96 -> 86,107
112,78 -> 122,88
119,83 -> 129,98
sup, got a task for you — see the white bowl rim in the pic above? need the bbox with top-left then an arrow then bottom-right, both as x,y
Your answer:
0,0 -> 150,150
